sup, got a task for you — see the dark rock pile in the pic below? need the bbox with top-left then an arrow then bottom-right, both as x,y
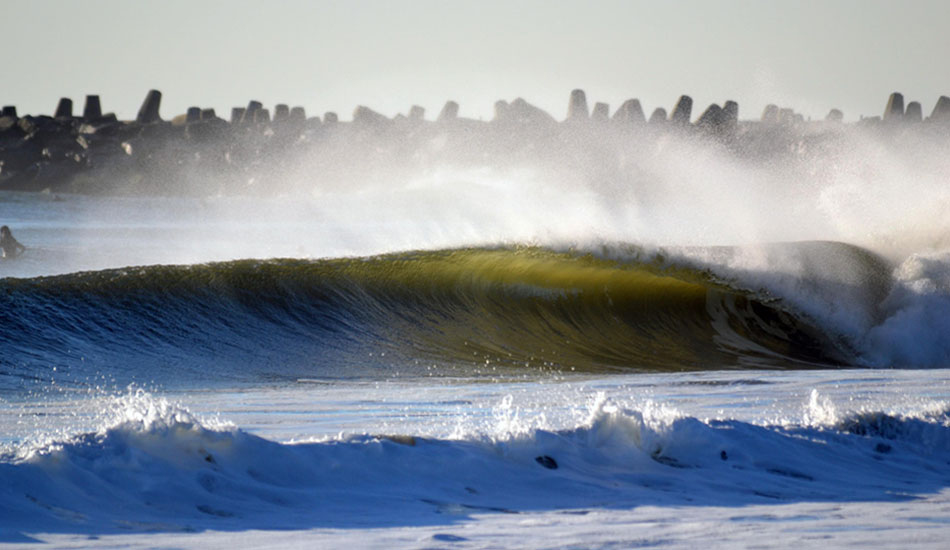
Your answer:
1,89 -> 948,196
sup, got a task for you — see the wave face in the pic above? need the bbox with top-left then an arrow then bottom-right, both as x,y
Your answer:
0,244 -> 887,390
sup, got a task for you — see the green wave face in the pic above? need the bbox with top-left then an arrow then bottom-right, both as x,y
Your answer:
0,247 -> 852,386
296,246 -> 849,371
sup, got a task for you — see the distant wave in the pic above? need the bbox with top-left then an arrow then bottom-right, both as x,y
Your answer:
0,244 -> 899,389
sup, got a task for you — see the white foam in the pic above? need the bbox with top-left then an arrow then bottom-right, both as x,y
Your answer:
861,249 -> 950,366
3,372 -> 950,547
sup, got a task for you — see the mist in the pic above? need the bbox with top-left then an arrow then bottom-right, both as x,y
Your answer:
1,90 -> 949,284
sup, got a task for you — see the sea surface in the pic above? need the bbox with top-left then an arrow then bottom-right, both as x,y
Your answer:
2,135 -> 950,550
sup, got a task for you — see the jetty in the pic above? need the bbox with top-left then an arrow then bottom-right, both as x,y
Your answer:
0,90 -> 948,196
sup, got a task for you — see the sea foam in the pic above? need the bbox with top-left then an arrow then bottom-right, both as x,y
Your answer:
4,387 -> 950,540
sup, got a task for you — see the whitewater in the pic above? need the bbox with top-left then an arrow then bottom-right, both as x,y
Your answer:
2,120 -> 950,548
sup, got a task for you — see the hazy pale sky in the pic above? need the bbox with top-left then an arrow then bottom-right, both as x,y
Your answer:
3,0 -> 948,122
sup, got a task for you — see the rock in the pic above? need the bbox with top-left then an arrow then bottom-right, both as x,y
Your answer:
929,96 -> 950,122
612,99 -> 646,125
200,108 -> 217,121
722,101 -> 738,128
186,118 -> 229,142
883,92 -> 904,121
136,89 -> 163,124
273,104 -> 290,122
40,132 -> 83,162
186,107 -> 202,123
408,105 -> 425,122
255,108 -> 271,124
0,159 -> 78,192
17,115 -> 48,136
648,107 -> 668,124
437,101 -> 459,122
137,121 -> 176,140
505,98 -> 557,127
493,100 -> 509,122
231,107 -> 245,124
778,108 -> 794,125
353,105 -> 388,126
242,101 -> 263,124
761,104 -> 779,124
670,95 -> 693,125
54,98 -> 73,119
83,95 -> 102,120
567,89 -> 589,121
33,161 -> 81,190
904,101 -> 922,123
245,102 -> 263,122
695,103 -> 723,131
75,114 -> 119,136
1,106 -> 17,118
379,434 -> 416,446
324,112 -> 338,124
289,107 -> 306,122
0,116 -> 18,134
0,138 -> 43,171
826,109 -> 844,122
591,102 -> 609,122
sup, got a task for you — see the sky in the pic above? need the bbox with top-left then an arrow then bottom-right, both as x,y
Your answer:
2,0 -> 949,123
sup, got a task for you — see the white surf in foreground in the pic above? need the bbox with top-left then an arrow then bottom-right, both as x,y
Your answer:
3,370 -> 950,548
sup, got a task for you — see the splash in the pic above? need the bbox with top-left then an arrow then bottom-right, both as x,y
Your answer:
6,387 -> 231,463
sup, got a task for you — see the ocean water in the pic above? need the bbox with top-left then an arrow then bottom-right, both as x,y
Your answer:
2,126 -> 950,548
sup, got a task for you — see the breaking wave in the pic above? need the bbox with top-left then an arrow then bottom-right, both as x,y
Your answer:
0,242 -> 903,391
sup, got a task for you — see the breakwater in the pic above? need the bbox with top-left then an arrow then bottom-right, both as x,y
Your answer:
1,89 -> 948,196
